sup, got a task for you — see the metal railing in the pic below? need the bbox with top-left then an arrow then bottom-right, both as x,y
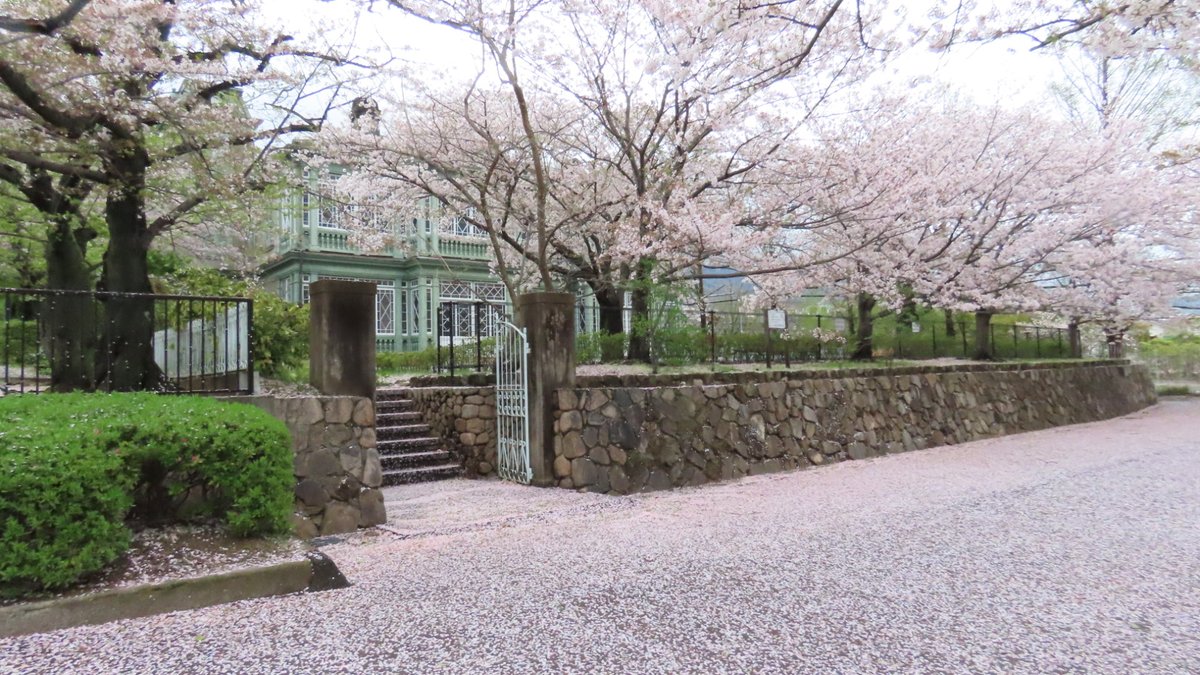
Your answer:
435,301 -> 507,375
575,305 -> 1074,366
1,288 -> 253,395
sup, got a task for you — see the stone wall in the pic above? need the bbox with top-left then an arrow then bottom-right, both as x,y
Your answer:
399,387 -> 497,475
227,395 -> 384,536
550,361 -> 1156,494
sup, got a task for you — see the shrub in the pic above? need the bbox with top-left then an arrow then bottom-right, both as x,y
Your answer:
577,332 -> 627,364
654,325 -> 708,365
1137,330 -> 1200,382
378,339 -> 497,374
249,292 -> 309,377
0,393 -> 293,595
378,346 -> 439,373
0,404 -> 134,595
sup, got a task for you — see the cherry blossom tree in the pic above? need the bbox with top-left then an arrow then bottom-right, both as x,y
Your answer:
1050,48 -> 1200,145
927,2 -> 1200,355
0,0 -> 355,389
755,94 -> 1197,359
328,0 -> 907,360
934,0 -> 1200,56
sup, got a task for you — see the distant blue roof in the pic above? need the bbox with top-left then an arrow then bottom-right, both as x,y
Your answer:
1173,294 -> 1200,315
701,267 -> 755,296
700,266 -> 825,299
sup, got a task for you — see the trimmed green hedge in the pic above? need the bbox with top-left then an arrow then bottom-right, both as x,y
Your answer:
0,393 -> 293,596
377,346 -> 439,373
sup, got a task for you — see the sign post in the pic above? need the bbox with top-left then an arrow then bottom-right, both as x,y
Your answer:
765,309 -> 788,368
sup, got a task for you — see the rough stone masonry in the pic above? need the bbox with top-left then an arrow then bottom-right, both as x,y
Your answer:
399,387 -> 497,475
229,395 -> 385,536
549,361 -> 1156,494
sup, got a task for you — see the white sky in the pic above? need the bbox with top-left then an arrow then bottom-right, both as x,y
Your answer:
262,0 -> 1067,112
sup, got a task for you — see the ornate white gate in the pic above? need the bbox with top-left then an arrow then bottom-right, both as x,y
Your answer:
495,321 -> 533,484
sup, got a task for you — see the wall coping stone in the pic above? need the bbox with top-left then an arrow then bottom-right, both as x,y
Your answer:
407,359 -> 1128,390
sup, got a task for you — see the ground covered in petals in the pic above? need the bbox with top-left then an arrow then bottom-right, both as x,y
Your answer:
2,400 -> 1198,674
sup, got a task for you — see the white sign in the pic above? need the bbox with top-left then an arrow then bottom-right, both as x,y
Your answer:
911,322 -> 921,333
834,318 -> 848,332
767,309 -> 787,330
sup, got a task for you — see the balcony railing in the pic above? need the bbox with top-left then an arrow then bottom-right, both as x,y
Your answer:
276,226 -> 491,261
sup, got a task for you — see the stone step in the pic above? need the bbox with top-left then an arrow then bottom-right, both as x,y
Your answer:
375,398 -> 415,412
377,436 -> 440,453
377,411 -> 423,425
380,449 -> 452,470
372,392 -> 462,484
376,423 -> 432,440
382,463 -> 464,486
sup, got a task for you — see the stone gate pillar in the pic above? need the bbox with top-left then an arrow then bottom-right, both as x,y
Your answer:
516,291 -> 576,486
310,280 -> 376,399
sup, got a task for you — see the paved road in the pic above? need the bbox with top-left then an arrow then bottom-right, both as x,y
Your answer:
2,400 -> 1198,674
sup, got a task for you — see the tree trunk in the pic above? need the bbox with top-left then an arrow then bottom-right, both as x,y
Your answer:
1067,321 -> 1082,358
973,311 -> 994,360
101,164 -> 162,391
625,258 -> 654,363
850,293 -> 875,361
944,309 -> 956,337
900,294 -> 917,324
592,285 -> 626,361
43,218 -> 97,391
626,284 -> 651,363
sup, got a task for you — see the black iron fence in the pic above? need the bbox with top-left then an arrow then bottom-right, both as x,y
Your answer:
435,301 -> 507,375
576,306 -> 1073,366
1,288 -> 253,395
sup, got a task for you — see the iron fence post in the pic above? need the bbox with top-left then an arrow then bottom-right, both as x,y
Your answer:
186,297 -> 194,393
31,298 -> 40,393
2,292 -> 9,392
763,309 -> 772,369
709,310 -> 717,365
436,304 -> 443,374
245,298 -> 255,394
474,302 -> 482,371
816,315 -> 823,361
449,302 -> 457,377
783,312 -> 791,368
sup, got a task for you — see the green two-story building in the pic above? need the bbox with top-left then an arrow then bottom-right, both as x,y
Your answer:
260,170 -> 512,353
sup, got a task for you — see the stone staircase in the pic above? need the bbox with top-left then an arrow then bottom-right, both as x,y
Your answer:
375,389 -> 463,485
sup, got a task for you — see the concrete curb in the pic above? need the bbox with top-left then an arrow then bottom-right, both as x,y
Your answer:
0,551 -> 350,638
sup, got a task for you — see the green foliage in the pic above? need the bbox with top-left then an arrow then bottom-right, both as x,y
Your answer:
154,263 -> 309,377
377,339 -> 497,374
0,393 -> 293,595
377,346 -> 440,373
1156,384 -> 1194,396
654,324 -> 710,365
576,332 -> 628,364
1136,324 -> 1200,381
0,402 -> 134,595
250,292 -> 309,377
